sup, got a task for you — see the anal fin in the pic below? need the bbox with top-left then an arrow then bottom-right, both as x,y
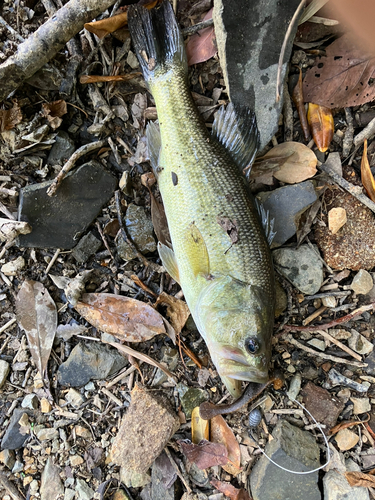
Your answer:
212,103 -> 259,177
158,242 -> 180,284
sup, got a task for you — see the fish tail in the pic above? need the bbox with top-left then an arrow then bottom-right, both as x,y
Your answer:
128,0 -> 187,84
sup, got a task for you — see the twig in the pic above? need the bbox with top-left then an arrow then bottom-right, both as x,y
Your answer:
0,0 -> 118,101
302,305 -> 327,326
284,334 -> 367,368
115,190 -> 164,273
282,302 -> 375,332
319,163 -> 375,214
165,446 -> 192,494
0,317 -> 17,334
354,115 -> 375,147
315,329 -> 362,362
45,249 -> 60,274
0,201 -> 16,220
283,82 -> 293,142
0,472 -> 25,500
96,221 -> 114,260
47,140 -> 106,196
181,18 -> 214,37
342,107 -> 354,157
276,0 -> 306,102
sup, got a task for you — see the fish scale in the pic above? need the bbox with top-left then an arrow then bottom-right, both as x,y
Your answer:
128,1 -> 275,397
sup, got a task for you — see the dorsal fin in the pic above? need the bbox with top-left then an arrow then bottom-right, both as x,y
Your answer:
212,103 -> 259,176
254,198 -> 276,246
146,121 -> 161,175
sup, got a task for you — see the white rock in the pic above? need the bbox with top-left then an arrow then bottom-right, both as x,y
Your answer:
348,329 -> 373,355
350,397 -> 371,415
65,388 -> 85,408
351,269 -> 373,295
126,50 -> 139,69
307,338 -> 326,351
322,295 -> 336,307
1,256 -> 25,276
21,393 -> 38,410
0,360 -> 10,388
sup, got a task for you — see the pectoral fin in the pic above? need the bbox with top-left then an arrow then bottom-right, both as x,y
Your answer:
146,121 -> 161,176
185,223 -> 210,278
221,376 -> 242,398
158,242 -> 180,284
212,103 -> 259,177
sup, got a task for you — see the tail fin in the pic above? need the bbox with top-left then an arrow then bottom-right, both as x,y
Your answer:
128,0 -> 187,83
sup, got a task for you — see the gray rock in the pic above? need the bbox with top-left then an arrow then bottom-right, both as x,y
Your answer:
257,181 -> 318,247
1,409 -> 32,450
328,368 -> 369,393
307,339 -> 326,351
64,489 -> 75,500
57,341 -> 127,387
349,329 -> 374,355
351,269 -> 374,295
272,245 -> 323,295
65,388 -> 85,408
76,478 -> 94,500
176,384 -> 209,419
35,427 -> 59,441
365,350 -> 375,376
0,359 -> 10,388
0,449 -> 15,469
47,131 -> 75,165
117,204 -> 157,260
18,161 -> 117,249
120,467 -> 151,488
12,460 -> 24,473
21,394 -> 39,410
250,420 -> 321,500
71,232 -> 101,263
287,373 -> 301,401
151,451 -> 178,500
324,152 -> 342,176
40,457 -> 64,500
152,347 -> 179,386
323,459 -> 369,500
213,0 -> 300,150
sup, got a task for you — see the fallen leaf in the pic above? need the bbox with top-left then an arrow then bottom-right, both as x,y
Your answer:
178,439 -> 228,469
79,74 -> 141,84
345,470 -> 375,488
258,142 -> 317,183
361,139 -> 375,202
141,172 -> 171,246
74,293 -> 168,342
303,34 -> 375,108
210,479 -> 252,500
154,292 -> 190,334
0,102 -> 22,133
328,207 -> 347,234
16,280 -> 57,378
41,100 -> 67,130
292,67 -> 311,141
210,415 -> 241,475
191,406 -> 209,444
307,103 -> 334,152
186,9 -> 217,65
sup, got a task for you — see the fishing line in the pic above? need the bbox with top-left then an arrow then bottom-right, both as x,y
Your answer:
248,396 -> 331,474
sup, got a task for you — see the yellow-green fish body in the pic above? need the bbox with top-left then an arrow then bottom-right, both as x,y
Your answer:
129,1 -> 275,397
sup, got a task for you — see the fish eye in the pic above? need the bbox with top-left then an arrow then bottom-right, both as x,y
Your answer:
245,337 -> 260,355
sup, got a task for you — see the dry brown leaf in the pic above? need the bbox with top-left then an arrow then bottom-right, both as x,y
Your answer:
84,1 -> 160,38
210,415 -> 241,475
260,142 -> 317,184
292,67 -> 311,141
16,280 -> 57,378
307,103 -> 334,152
361,139 -> 375,202
186,9 -> 217,66
328,207 -> 347,234
178,439 -> 228,469
74,292 -> 168,342
0,102 -> 22,133
304,34 -> 375,108
210,479 -> 252,500
345,470 -> 375,488
42,100 -> 67,130
142,172 -> 172,247
79,74 -> 141,84
191,406 -> 209,444
154,291 -> 190,334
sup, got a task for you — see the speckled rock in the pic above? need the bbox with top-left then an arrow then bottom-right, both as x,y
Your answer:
315,186 -> 375,270
351,269 -> 374,295
117,204 -> 157,260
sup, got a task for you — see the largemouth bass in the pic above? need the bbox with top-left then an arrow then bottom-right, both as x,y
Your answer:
128,1 -> 275,398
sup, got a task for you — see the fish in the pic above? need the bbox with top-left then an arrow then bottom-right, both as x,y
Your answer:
128,0 -> 275,398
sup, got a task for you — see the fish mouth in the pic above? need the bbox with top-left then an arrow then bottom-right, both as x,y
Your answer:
212,344 -> 269,384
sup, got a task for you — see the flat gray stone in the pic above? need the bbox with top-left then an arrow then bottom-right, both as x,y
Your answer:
250,420 -> 321,500
151,451 -> 178,500
71,231 -> 101,263
47,131 -> 75,165
273,245 -> 323,295
323,459 -> 369,500
21,394 -> 39,410
213,0 -> 300,150
40,457 -> 64,500
117,204 -> 157,260
1,409 -> 32,450
18,161 -> 117,249
257,181 -> 318,247
76,478 -> 94,500
57,341 -> 127,387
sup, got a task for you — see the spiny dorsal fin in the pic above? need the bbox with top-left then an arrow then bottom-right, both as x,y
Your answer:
146,120 -> 161,175
158,242 -> 180,284
212,103 -> 259,176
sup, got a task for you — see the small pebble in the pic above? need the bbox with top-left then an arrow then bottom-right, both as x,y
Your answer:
40,397 -> 51,413
70,455 -> 84,466
1,256 -> 25,276
348,330 -> 373,355
65,388 -> 85,408
335,428 -> 359,451
350,397 -> 371,415
322,295 -> 336,308
351,269 -> 373,295
307,338 -> 326,351
287,373 -> 302,400
35,427 -> 59,441
21,394 -> 38,410
0,360 -> 10,388
12,460 -> 24,473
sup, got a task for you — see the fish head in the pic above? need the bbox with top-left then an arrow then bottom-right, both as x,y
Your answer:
195,275 -> 274,397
